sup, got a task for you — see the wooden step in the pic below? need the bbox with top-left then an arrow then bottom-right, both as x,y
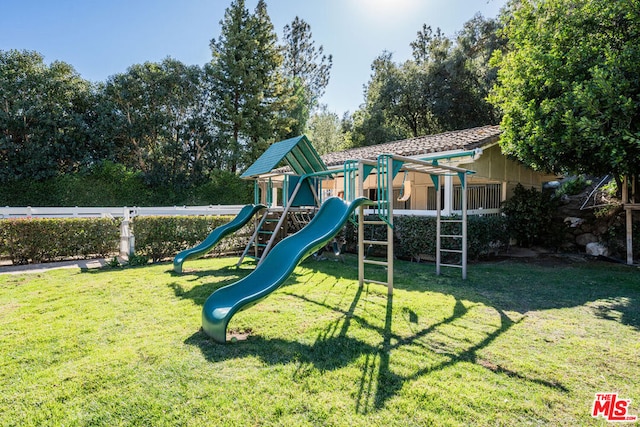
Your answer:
440,249 -> 463,254
363,240 -> 388,246
363,259 -> 388,266
440,263 -> 463,269
363,278 -> 388,286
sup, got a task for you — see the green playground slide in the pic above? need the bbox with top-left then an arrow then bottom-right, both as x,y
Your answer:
173,204 -> 265,273
202,196 -> 371,343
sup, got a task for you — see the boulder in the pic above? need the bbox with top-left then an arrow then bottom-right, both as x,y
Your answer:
564,216 -> 584,228
586,242 -> 609,257
576,233 -> 598,246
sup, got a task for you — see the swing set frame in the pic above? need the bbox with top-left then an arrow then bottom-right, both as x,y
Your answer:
343,153 -> 474,295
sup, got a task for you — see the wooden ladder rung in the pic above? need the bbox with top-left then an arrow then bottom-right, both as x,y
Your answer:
440,263 -> 463,269
363,278 -> 388,286
363,240 -> 388,246
440,234 -> 462,238
364,259 -> 388,266
440,249 -> 463,254
363,220 -> 386,225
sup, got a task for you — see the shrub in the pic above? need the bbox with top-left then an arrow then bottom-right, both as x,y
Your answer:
0,218 -> 120,264
0,163 -> 253,207
132,215 -> 252,263
501,184 -> 564,248
0,162 -> 152,207
190,170 -> 253,205
557,175 -> 592,197
345,214 -> 509,262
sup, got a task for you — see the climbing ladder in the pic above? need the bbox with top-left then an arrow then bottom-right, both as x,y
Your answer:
238,176 -> 318,266
357,156 -> 395,294
352,154 -> 471,291
237,208 -> 274,266
434,170 -> 468,279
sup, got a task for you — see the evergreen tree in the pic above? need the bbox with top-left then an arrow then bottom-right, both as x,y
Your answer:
208,0 -> 292,172
282,17 -> 333,135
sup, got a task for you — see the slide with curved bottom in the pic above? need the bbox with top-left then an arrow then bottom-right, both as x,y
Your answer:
173,204 -> 266,273
202,197 -> 371,343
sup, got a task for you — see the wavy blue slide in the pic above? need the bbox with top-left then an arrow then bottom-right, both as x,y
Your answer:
202,197 -> 371,343
173,204 -> 265,273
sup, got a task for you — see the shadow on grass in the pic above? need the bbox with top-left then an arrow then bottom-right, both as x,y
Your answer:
178,256 -> 638,412
184,275 -> 570,413
168,264 -> 307,307
169,263 -> 253,282
455,260 -> 640,331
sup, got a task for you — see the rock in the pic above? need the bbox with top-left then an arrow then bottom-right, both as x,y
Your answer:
564,217 -> 584,228
586,242 -> 609,257
596,224 -> 609,235
580,223 -> 594,233
576,233 -> 598,246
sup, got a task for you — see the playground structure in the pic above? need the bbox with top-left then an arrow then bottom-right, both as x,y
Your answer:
173,204 -> 265,274
173,135 -> 474,342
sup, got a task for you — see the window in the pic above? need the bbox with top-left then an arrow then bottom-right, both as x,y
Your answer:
453,184 -> 501,210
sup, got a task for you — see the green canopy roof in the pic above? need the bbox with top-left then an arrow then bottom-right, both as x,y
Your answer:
240,135 -> 327,179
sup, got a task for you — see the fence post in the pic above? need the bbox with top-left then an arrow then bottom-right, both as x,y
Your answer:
120,207 -> 133,257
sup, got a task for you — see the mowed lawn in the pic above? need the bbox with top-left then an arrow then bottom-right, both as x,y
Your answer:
1,255 -> 639,426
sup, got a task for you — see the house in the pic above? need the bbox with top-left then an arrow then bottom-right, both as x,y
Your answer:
319,125 -> 558,216
238,126 -> 557,278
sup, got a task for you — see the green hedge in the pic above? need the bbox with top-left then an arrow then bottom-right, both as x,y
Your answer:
344,215 -> 509,262
132,216 -> 252,263
0,218 -> 120,265
1,214 -> 507,266
0,163 -> 253,207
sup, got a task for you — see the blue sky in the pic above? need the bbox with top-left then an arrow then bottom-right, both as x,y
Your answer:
1,0 -> 508,115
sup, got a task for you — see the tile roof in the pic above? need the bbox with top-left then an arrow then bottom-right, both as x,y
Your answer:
321,125 -> 501,167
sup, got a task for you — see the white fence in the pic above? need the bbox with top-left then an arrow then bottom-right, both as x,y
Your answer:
0,205 -> 246,259
0,205 -> 245,220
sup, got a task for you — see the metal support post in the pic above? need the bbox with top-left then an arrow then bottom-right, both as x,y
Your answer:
386,156 -> 394,294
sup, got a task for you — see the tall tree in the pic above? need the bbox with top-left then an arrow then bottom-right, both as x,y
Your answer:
410,25 -> 451,64
0,50 -> 96,183
348,15 -> 502,147
208,0 -> 292,172
348,52 -> 408,147
101,58 -> 207,187
305,105 -> 345,155
282,17 -> 333,135
489,0 -> 640,178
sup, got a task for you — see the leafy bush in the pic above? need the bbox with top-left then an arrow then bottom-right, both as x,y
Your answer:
0,164 -> 253,207
344,214 -> 509,262
127,253 -> 150,267
189,170 -> 253,205
557,175 -> 592,197
601,214 -> 640,259
0,218 -> 119,264
501,184 -> 564,248
132,215 -> 252,262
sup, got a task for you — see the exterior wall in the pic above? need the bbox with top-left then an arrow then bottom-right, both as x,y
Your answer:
320,144 -> 560,214
458,144 -> 558,197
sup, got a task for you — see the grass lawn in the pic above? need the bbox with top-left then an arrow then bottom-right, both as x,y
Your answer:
1,254 -> 639,426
